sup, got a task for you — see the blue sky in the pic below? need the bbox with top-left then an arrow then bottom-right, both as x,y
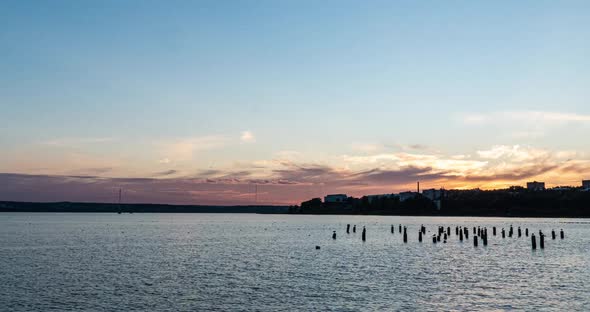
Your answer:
1,1 -> 590,204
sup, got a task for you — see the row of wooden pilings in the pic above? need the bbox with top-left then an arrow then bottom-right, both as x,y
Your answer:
333,224 -> 565,250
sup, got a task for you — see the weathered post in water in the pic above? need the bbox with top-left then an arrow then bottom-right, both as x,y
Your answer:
403,227 -> 408,243
353,225 -> 356,233
483,232 -> 488,246
560,229 -> 564,239
460,230 -> 463,242
474,235 -> 478,247
502,228 -> 505,238
447,227 -> 451,236
518,227 -> 522,237
540,233 -> 545,249
526,228 -> 529,236
552,230 -> 556,240
531,234 -> 537,250
432,235 -> 437,243
347,224 -> 350,234
399,225 -> 402,233
419,230 -> 423,242
332,231 -> 336,239
456,226 -> 459,235
391,225 -> 394,234
362,227 -> 366,241
493,226 -> 496,236
465,228 -> 469,240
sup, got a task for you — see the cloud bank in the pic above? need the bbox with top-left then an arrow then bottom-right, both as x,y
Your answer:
2,144 -> 590,205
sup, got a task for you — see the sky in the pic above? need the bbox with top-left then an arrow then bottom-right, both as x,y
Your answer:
1,0 -> 590,205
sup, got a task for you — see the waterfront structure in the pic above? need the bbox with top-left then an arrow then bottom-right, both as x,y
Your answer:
526,181 -> 545,191
398,191 -> 418,202
422,189 -> 444,201
324,194 -> 348,203
366,194 -> 397,203
583,180 -> 590,190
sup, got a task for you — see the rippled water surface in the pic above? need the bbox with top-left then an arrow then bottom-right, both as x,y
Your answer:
1,213 -> 589,311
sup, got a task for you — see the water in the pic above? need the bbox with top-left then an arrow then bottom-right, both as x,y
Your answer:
1,213 -> 589,311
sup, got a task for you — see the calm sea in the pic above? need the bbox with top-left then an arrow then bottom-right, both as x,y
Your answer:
1,213 -> 589,311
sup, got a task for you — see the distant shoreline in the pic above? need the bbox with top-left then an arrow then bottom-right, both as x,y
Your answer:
1,200 -> 589,218
0,201 -> 290,214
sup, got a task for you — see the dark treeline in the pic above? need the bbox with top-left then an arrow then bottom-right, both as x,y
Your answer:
292,188 -> 590,217
0,201 -> 289,214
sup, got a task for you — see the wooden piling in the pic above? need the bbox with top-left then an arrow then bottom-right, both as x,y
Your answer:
362,227 -> 366,241
493,226 -> 496,236
391,225 -> 394,234
419,230 -> 422,242
525,228 -> 528,236
353,225 -> 356,233
560,229 -> 564,239
540,233 -> 545,249
459,230 -> 463,241
332,231 -> 336,239
474,235 -> 478,247
347,224 -> 350,234
532,234 -> 537,250
552,230 -> 556,240
518,227 -> 522,237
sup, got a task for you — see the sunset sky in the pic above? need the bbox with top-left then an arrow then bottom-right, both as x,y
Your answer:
2,1 -> 590,205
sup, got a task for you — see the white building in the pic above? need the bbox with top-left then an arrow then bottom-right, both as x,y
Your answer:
398,191 -> 418,202
422,189 -> 443,201
324,194 -> 348,203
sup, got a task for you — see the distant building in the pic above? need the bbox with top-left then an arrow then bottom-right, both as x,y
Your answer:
422,188 -> 444,201
398,191 -> 418,202
324,194 -> 348,203
366,194 -> 397,203
551,186 -> 573,191
583,180 -> 590,189
526,181 -> 545,191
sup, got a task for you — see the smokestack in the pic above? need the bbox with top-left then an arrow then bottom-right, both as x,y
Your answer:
417,181 -> 420,193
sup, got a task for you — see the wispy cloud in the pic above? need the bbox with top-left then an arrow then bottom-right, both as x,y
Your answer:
240,131 -> 256,143
41,137 -> 115,147
350,143 -> 383,153
460,111 -> 590,125
476,145 -> 550,162
159,135 -> 229,162
153,169 -> 179,177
